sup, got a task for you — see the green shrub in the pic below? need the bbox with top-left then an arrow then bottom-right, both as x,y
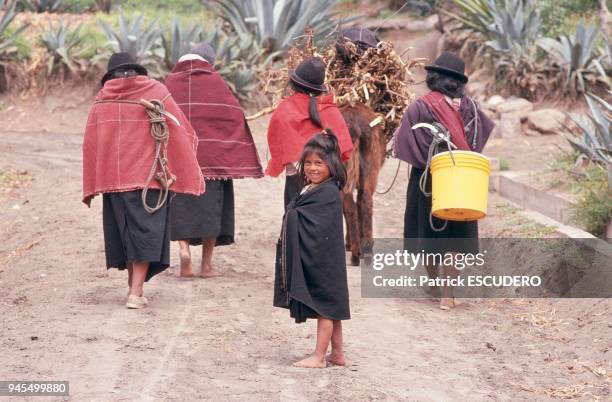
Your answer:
78,23 -> 107,60
120,0 -> 203,14
571,164 -> 612,237
4,26 -> 31,59
538,0 -> 598,38
59,0 -> 97,12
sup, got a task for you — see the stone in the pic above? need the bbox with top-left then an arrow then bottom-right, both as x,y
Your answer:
486,95 -> 505,109
466,81 -> 486,98
490,120 -> 502,138
524,129 -> 541,137
496,98 -> 533,115
409,14 -> 439,31
498,113 -> 522,138
526,108 -> 567,134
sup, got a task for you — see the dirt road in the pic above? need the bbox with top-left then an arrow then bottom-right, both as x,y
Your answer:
0,99 -> 610,401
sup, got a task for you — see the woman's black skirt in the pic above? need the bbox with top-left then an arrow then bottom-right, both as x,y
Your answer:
404,166 -> 478,253
102,189 -> 170,281
169,179 -> 235,246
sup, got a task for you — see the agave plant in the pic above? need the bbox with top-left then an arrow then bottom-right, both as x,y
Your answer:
439,0 -> 494,37
204,0 -> 355,55
19,0 -> 62,12
161,17 -> 203,69
484,0 -> 540,54
537,19 -> 600,96
98,9 -> 162,67
203,25 -> 267,102
40,22 -> 87,76
563,92 -> 611,166
0,1 -> 28,57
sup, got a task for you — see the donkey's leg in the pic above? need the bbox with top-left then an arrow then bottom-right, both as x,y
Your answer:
357,137 -> 385,263
343,191 -> 361,266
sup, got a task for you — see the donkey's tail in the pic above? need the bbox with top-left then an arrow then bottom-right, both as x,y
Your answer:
343,138 -> 360,194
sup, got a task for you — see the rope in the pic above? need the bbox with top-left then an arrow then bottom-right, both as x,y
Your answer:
375,158 -> 401,195
139,99 -> 176,214
95,96 -> 176,213
418,122 -> 457,232
463,98 -> 479,149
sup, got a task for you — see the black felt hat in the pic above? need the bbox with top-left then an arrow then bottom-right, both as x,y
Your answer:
289,57 -> 327,93
424,51 -> 468,83
101,52 -> 148,85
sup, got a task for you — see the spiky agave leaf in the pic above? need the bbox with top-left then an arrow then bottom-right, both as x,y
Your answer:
204,0 -> 357,55
40,22 -> 87,75
195,24 -> 267,102
0,2 -> 29,55
537,19 -> 600,95
161,17 -> 203,69
438,0 -> 493,35
98,8 -> 161,65
563,93 -> 612,165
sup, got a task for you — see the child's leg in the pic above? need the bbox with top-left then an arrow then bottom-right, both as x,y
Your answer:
293,317 -> 333,368
129,261 -> 149,297
200,237 -> 220,278
327,320 -> 345,366
178,240 -> 194,277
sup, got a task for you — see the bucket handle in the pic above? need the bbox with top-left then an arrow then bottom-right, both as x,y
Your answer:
412,122 -> 458,232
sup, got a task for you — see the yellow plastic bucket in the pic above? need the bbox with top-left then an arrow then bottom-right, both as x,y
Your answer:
430,151 -> 491,221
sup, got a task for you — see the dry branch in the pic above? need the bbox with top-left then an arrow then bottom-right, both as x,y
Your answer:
259,29 -> 426,143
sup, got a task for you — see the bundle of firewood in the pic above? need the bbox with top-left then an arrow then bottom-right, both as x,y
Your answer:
259,29 -> 426,143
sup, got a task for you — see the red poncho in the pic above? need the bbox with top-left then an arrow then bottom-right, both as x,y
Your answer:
265,92 -> 353,177
82,76 -> 204,206
164,59 -> 263,179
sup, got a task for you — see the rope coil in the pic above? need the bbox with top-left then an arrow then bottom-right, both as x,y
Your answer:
139,99 -> 176,214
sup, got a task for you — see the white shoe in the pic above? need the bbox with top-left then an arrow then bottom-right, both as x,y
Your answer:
126,294 -> 147,309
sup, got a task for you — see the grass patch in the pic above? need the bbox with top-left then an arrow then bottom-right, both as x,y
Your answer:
0,169 -> 32,193
571,165 -> 611,237
549,151 -> 611,237
494,202 -> 558,238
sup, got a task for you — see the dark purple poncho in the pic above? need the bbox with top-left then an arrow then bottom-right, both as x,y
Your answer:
393,95 -> 495,168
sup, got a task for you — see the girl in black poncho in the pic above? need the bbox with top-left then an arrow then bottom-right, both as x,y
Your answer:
274,130 -> 351,368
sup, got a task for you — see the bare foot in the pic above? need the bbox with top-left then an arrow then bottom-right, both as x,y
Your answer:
200,263 -> 221,278
199,269 -> 221,278
292,355 -> 327,368
453,298 -> 464,307
326,352 -> 346,366
179,251 -> 194,278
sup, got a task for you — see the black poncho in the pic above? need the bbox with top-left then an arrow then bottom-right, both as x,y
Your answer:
273,179 -> 350,323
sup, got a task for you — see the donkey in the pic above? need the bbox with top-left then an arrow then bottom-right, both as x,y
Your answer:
340,103 -> 387,266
